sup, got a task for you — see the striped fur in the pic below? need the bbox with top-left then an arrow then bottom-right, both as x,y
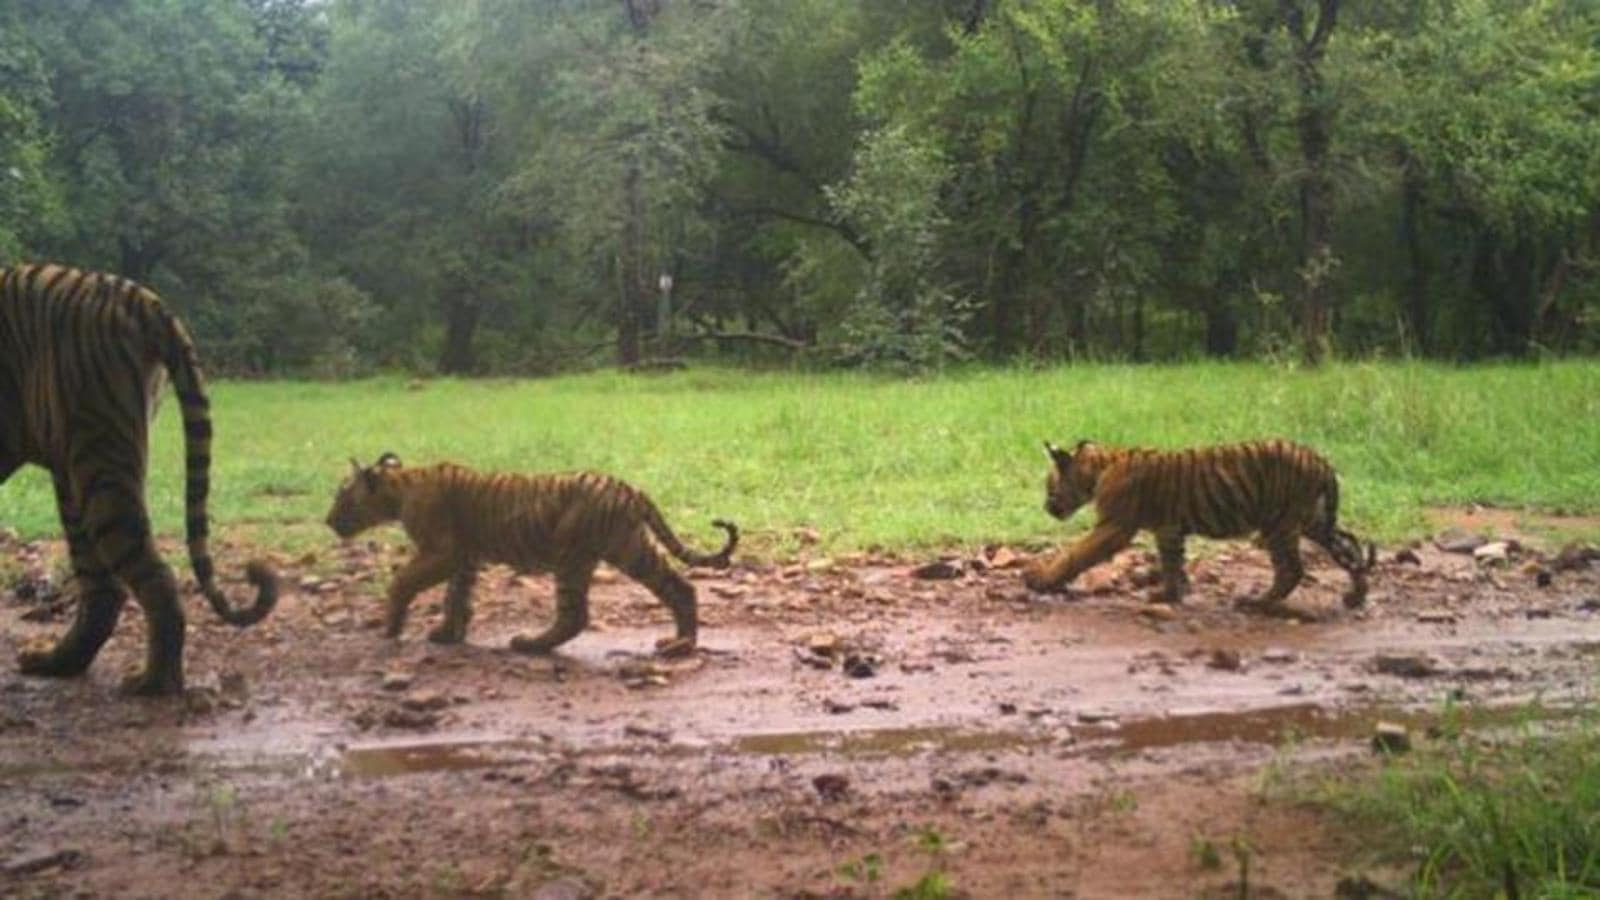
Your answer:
0,263 -> 278,695
1023,439 -> 1373,613
325,454 -> 738,655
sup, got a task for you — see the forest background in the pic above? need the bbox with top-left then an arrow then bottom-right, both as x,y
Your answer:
2,0 -> 1598,376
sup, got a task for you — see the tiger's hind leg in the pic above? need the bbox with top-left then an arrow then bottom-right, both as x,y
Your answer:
1152,528 -> 1189,604
510,563 -> 592,655
611,541 -> 697,658
18,473 -> 129,680
1238,525 -> 1306,617
427,564 -> 477,644
81,477 -> 186,695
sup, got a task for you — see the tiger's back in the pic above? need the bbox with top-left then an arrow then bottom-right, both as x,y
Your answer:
1087,439 -> 1341,539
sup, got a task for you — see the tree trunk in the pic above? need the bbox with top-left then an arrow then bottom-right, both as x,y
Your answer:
439,294 -> 481,374
616,165 -> 646,367
1281,0 -> 1341,366
1203,290 -> 1239,358
1399,155 -> 1430,353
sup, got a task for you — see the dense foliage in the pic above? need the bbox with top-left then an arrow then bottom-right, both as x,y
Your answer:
3,0 -> 1597,373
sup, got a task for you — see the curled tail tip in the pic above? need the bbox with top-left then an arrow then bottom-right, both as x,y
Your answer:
709,518 -> 740,567
205,562 -> 280,627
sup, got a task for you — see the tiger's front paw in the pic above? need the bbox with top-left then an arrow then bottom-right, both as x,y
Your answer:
654,635 -> 696,659
1021,562 -> 1056,593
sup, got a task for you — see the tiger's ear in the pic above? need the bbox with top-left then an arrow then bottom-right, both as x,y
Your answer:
1044,441 -> 1072,468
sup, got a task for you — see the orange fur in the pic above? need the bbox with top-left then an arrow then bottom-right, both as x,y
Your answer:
1024,439 -> 1372,612
326,455 -> 738,655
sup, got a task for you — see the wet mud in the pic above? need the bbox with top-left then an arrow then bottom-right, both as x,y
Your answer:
2,534 -> 1598,898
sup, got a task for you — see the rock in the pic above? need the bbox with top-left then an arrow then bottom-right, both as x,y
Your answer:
1138,605 -> 1178,622
842,653 -> 877,679
1259,647 -> 1298,664
1553,543 -> 1600,572
986,546 -> 1023,569
806,632 -> 842,657
530,877 -> 593,900
792,647 -> 833,670
1371,722 -> 1411,755
3,848 -> 85,877
381,708 -> 439,730
1472,541 -> 1511,565
709,583 -> 746,600
1579,597 -> 1600,614
1374,653 -> 1439,678
998,701 -> 1018,715
1533,568 -> 1553,588
381,670 -> 414,692
401,689 -> 448,712
822,699 -> 854,715
812,773 -> 850,801
911,559 -> 963,580
1206,649 -> 1243,671
1435,529 -> 1487,554
622,723 -> 671,742
1415,609 -> 1457,625
1392,548 -> 1422,566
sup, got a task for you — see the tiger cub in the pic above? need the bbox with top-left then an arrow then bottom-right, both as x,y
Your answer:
324,454 -> 738,656
1023,439 -> 1373,614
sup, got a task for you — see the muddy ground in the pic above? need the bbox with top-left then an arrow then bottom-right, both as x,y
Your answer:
2,528 -> 1598,899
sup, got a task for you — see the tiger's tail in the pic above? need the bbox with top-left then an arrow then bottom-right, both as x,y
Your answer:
156,308 -> 279,625
638,498 -> 739,568
1319,472 -> 1376,573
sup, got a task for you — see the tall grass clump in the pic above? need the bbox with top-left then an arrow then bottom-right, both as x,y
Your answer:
1328,709 -> 1600,897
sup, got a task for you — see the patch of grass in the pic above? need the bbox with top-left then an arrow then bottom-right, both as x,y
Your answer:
1323,709 -> 1600,897
1,362 -> 1596,556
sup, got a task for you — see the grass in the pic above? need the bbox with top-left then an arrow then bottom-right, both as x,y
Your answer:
1,360 -> 1597,555
1324,706 -> 1600,897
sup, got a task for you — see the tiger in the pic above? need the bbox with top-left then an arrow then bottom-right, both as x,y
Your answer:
324,454 -> 739,657
0,263 -> 279,695
1022,438 -> 1374,615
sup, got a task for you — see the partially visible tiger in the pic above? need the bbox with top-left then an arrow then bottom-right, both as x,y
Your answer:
0,263 -> 279,695
1023,438 -> 1373,614
324,454 -> 739,656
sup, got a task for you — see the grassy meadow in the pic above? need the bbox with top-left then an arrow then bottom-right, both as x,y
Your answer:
2,361 -> 1598,555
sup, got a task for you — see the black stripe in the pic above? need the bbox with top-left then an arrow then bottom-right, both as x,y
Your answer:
186,514 -> 209,538
183,418 -> 213,440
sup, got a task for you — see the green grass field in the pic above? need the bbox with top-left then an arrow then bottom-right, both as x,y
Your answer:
2,361 -> 1597,555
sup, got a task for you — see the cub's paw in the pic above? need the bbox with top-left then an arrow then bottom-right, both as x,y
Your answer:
653,636 -> 696,659
119,670 -> 184,697
427,625 -> 467,645
508,634 -> 556,655
1021,563 -> 1056,594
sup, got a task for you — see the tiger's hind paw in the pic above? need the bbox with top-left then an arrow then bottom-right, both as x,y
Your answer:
17,646 -> 92,679
654,636 -> 696,659
509,634 -> 557,655
119,669 -> 183,697
427,625 -> 468,645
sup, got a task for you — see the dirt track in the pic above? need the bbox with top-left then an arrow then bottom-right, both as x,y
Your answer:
2,531 -> 1598,898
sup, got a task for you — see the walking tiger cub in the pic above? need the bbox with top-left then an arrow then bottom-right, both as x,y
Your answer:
324,454 -> 738,656
0,263 -> 278,695
1023,439 -> 1374,614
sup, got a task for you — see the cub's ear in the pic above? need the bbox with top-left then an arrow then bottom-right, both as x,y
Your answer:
1074,439 -> 1095,453
348,457 -> 363,474
1044,441 -> 1071,467
376,451 -> 402,469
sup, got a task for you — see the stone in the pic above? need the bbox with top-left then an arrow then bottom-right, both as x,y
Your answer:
1553,543 -> 1600,572
1371,722 -> 1411,754
1434,529 -> 1487,554
1392,548 -> 1422,566
812,773 -> 850,801
1374,653 -> 1439,678
1472,541 -> 1511,565
911,559 -> 963,580
401,689 -> 448,711
806,631 -> 842,657
1415,609 -> 1458,625
1206,649 -> 1243,671
380,670 -> 414,691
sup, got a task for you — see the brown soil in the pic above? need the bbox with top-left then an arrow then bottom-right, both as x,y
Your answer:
2,534 -> 1598,899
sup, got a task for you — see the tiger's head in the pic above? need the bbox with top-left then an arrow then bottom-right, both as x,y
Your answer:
325,452 -> 405,538
1041,440 -> 1096,520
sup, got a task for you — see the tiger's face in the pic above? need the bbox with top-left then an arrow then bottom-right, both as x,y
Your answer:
1042,441 -> 1091,520
325,453 -> 404,538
